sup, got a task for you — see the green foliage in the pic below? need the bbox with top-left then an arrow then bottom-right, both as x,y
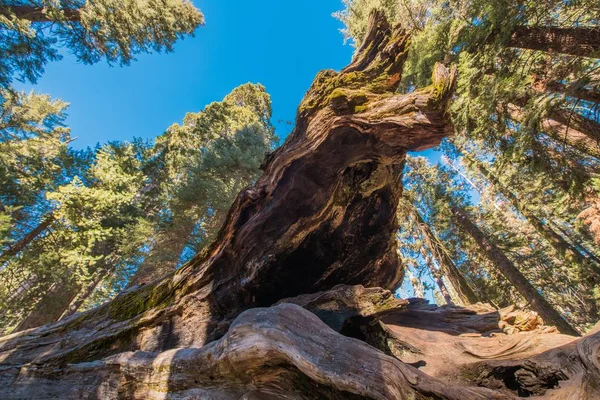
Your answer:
147,83 -> 276,268
0,80 -> 276,333
338,0 -> 600,329
0,0 -> 204,88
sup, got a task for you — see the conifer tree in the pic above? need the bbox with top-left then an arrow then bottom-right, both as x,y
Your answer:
0,0 -> 204,88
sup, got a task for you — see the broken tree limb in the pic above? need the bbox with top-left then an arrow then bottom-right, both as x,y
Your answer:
0,10 -> 455,372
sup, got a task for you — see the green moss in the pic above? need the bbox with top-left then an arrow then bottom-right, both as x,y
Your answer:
106,280 -> 173,321
329,88 -> 347,100
353,104 -> 369,113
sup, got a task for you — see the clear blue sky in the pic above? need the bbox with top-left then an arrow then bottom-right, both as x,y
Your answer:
18,0 -> 355,149
17,0 -> 444,302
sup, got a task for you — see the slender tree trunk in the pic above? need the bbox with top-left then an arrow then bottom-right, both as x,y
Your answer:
14,280 -> 79,332
509,26 -> 600,58
552,108 -> 600,143
545,81 -> 600,105
450,205 -> 580,336
0,5 -> 80,22
126,219 -> 196,288
60,267 -> 113,320
406,269 -> 425,298
410,205 -> 480,305
0,214 -> 54,260
464,154 -> 600,270
508,103 -> 600,159
418,246 -> 454,305
435,276 -> 453,305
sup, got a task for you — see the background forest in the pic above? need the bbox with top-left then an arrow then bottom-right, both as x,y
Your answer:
0,0 -> 599,337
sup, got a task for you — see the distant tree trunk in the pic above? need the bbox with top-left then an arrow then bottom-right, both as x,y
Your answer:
552,108 -> 600,143
60,265 -> 115,320
508,103 -> 600,159
509,26 -> 600,58
126,219 -> 196,288
435,276 -> 453,305
464,154 -> 600,271
410,205 -> 480,305
418,246 -> 454,305
14,280 -> 79,332
545,81 -> 600,105
0,5 -> 80,22
450,205 -> 580,336
406,269 -> 425,298
0,214 -> 54,260
16,255 -> 115,330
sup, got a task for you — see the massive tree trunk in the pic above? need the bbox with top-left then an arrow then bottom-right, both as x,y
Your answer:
509,26 -> 600,58
409,203 -> 481,305
450,204 -> 580,336
464,153 -> 600,270
0,10 -> 449,392
0,12 -> 597,399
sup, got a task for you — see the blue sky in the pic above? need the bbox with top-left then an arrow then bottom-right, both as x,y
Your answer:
19,0 -> 354,149
19,0 -> 442,302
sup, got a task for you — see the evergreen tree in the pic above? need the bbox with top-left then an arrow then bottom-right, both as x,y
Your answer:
128,83 -> 276,287
0,0 -> 204,88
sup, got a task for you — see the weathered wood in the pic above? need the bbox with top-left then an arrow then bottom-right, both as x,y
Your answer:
1,11 -> 593,399
0,9 -> 454,374
286,285 -> 599,399
0,303 -> 515,399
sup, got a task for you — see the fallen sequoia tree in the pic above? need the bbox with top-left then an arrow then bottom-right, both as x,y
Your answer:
0,11 -> 598,399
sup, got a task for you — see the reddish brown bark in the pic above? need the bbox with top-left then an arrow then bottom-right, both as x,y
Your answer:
510,26 -> 600,58
508,103 -> 600,159
545,81 -> 600,105
450,205 -> 580,336
410,204 -> 480,305
464,154 -> 600,270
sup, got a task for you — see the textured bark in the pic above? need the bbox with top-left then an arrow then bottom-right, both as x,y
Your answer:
418,244 -> 454,305
0,11 -> 593,399
0,9 -> 454,379
465,154 -> 600,270
0,5 -> 80,22
410,204 -> 480,305
5,284 -> 588,400
450,205 -> 580,336
510,26 -> 600,58
0,303 -> 517,400
291,286 -> 599,398
552,107 -> 600,143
